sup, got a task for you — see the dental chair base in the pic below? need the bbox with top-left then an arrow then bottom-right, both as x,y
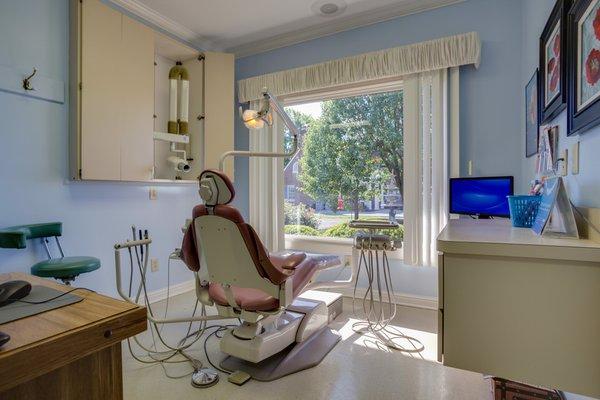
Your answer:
220,297 -> 341,381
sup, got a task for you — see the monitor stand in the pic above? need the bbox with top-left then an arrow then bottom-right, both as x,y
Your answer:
475,214 -> 492,219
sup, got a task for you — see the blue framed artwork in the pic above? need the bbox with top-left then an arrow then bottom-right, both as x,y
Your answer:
568,0 -> 600,135
540,0 -> 571,123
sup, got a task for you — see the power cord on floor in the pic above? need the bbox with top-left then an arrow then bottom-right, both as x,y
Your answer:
203,325 -> 238,375
122,226 -> 223,381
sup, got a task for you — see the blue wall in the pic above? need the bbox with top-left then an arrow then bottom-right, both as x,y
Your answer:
234,0 -> 524,218
234,0 -> 524,299
0,0 -> 198,295
520,1 -> 600,209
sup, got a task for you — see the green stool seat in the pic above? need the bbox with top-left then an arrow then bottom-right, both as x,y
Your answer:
31,256 -> 101,279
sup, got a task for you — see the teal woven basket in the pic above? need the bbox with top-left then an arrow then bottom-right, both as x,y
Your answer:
507,195 -> 541,228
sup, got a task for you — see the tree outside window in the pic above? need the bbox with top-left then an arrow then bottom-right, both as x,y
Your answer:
283,90 -> 404,241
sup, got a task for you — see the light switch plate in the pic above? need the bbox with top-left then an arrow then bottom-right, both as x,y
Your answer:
151,258 -> 159,272
149,187 -> 158,200
571,141 -> 580,175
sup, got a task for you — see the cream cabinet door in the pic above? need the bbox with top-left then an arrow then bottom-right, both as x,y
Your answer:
79,0 -> 154,181
204,51 -> 235,179
80,0 -> 122,180
119,15 -> 155,181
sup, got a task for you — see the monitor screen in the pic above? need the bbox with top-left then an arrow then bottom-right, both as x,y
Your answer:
449,176 -> 514,217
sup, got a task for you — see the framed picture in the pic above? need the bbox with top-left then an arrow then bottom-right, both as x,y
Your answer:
567,0 -> 600,135
540,0 -> 570,123
525,69 -> 540,157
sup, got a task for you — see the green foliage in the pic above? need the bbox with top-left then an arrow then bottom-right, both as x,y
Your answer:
295,91 -> 403,218
284,202 -> 319,229
321,222 -> 405,241
284,225 -> 321,236
321,222 -> 355,238
325,91 -> 405,198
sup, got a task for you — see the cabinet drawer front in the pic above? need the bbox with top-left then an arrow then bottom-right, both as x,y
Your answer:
443,254 -> 600,398
0,308 -> 146,392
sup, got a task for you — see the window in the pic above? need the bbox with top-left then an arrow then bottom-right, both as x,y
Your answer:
282,84 -> 404,248
285,185 -> 296,201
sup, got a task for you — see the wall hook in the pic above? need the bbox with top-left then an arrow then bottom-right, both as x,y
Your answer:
22,68 -> 37,91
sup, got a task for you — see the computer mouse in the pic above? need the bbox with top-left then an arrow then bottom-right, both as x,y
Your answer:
0,280 -> 32,307
0,332 -> 10,348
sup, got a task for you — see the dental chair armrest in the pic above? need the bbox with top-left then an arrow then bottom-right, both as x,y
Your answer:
269,252 -> 307,270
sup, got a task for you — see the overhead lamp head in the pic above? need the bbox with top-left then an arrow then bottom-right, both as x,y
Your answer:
241,95 -> 273,130
242,109 -> 265,130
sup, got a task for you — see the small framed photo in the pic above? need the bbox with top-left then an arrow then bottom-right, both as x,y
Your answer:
525,69 -> 540,157
567,0 -> 600,135
540,0 -> 570,123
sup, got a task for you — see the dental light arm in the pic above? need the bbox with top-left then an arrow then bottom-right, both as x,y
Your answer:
218,90 -> 305,171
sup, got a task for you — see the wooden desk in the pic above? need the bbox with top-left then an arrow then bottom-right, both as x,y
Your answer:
0,273 -> 146,400
437,219 -> 600,399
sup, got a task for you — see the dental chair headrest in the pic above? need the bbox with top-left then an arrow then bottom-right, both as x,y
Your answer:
198,169 -> 235,206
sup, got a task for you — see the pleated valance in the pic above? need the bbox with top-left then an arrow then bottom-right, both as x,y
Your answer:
238,32 -> 480,102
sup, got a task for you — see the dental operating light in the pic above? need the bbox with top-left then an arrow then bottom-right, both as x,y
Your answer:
218,89 -> 305,171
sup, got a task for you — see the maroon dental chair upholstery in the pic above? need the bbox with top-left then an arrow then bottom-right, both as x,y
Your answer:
180,170 -> 342,381
181,169 -> 320,312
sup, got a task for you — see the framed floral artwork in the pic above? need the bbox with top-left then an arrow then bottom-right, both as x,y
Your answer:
540,0 -> 570,123
525,69 -> 540,157
567,0 -> 600,135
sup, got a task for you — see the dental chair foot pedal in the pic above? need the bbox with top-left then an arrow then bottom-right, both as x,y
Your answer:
228,370 -> 251,386
191,368 -> 219,388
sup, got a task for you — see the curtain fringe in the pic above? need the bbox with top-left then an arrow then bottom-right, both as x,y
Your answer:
238,32 -> 480,102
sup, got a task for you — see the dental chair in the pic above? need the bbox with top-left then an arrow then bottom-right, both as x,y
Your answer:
181,169 -> 344,381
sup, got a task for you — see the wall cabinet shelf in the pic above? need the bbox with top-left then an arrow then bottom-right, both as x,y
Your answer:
69,0 -> 234,184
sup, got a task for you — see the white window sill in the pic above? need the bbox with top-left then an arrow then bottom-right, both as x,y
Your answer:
284,234 -> 404,260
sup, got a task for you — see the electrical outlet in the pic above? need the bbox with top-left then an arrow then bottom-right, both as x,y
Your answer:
149,187 -> 158,200
572,141 -> 580,175
559,149 -> 568,177
151,258 -> 159,272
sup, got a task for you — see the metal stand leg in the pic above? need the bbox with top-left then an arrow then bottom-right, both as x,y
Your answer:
351,229 -> 425,354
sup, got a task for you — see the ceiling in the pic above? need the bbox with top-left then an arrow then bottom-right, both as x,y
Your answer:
109,0 -> 465,57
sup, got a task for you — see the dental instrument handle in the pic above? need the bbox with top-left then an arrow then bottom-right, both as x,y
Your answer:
114,238 -> 152,249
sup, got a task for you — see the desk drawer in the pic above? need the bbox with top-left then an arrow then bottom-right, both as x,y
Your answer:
0,307 -> 147,392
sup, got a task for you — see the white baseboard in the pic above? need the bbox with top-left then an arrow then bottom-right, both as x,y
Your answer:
146,279 -> 195,304
145,279 -> 438,310
325,286 -> 438,310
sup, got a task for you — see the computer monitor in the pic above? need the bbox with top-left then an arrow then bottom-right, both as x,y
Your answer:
449,176 -> 514,218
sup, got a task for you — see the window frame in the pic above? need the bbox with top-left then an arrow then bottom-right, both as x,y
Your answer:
285,184 -> 296,200
281,79 -> 405,259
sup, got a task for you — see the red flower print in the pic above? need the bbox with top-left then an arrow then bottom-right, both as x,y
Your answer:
553,32 -> 560,55
586,48 -> 600,85
549,63 -> 560,92
594,9 -> 600,40
547,57 -> 556,75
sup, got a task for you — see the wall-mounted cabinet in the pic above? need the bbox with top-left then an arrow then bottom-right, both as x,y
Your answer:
69,0 -> 234,183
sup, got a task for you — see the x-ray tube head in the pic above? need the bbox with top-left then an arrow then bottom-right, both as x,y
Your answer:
168,156 -> 190,173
